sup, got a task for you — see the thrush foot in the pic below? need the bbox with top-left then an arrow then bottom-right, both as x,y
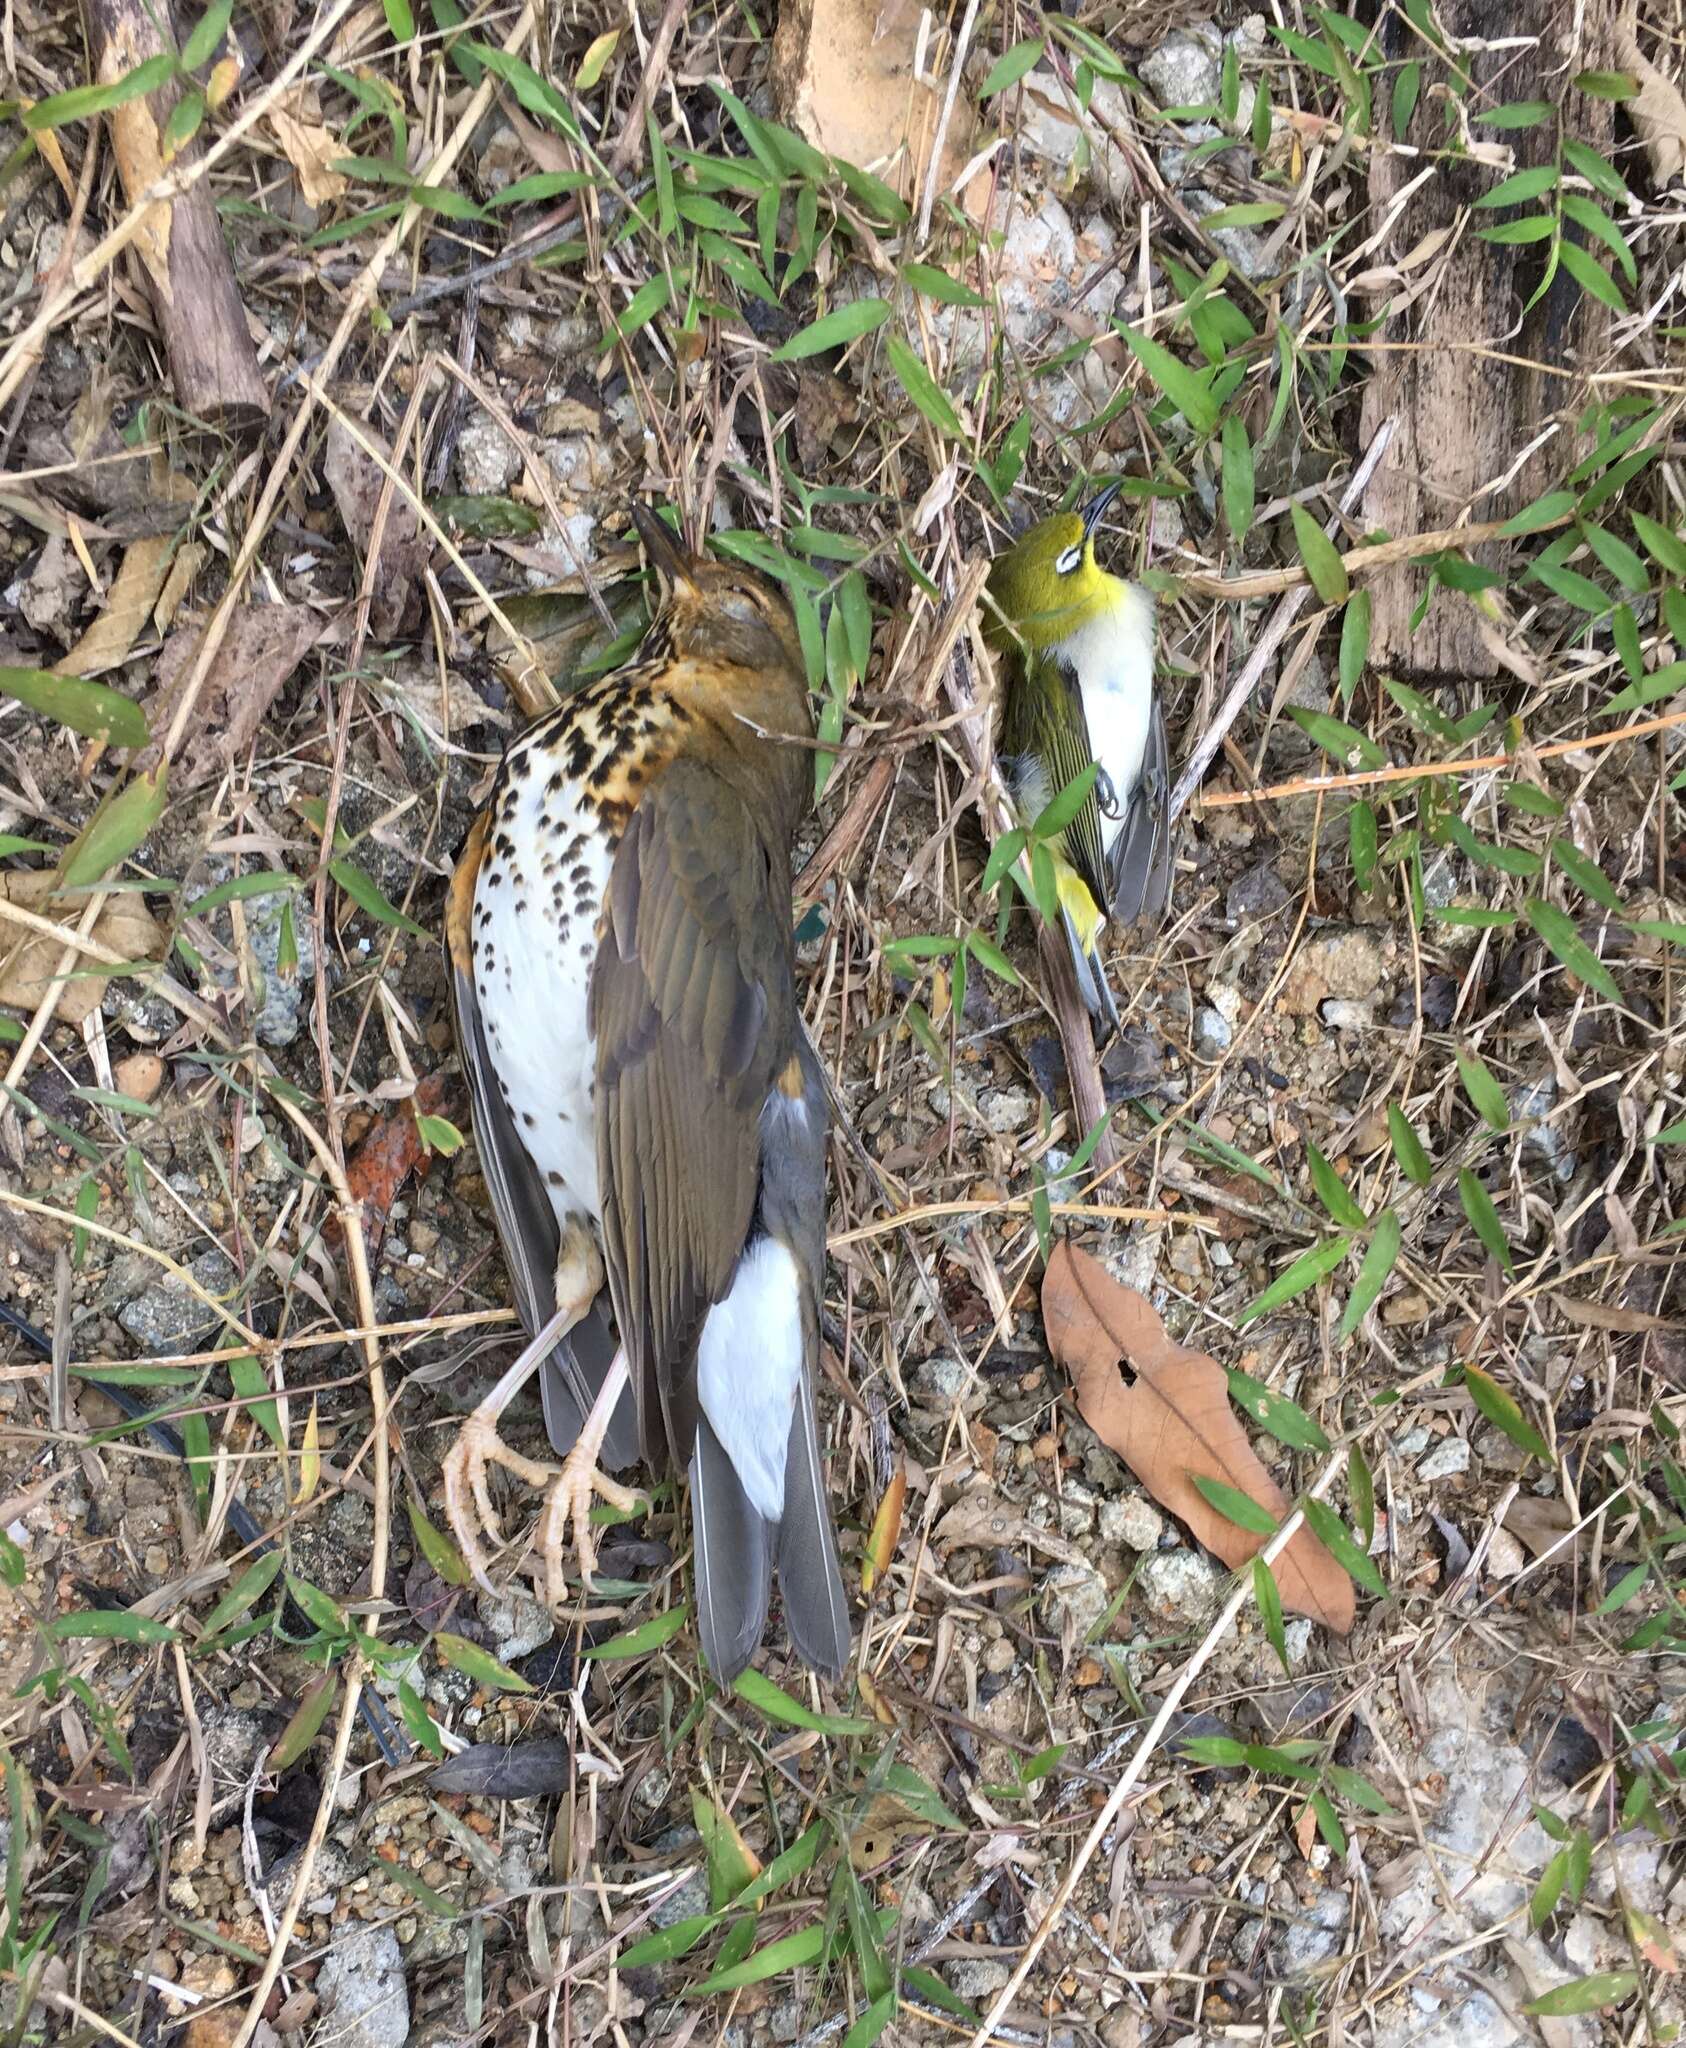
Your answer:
442,1413 -> 560,1598
533,1446 -> 647,1605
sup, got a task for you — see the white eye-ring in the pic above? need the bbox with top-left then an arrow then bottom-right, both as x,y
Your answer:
1054,543 -> 1083,575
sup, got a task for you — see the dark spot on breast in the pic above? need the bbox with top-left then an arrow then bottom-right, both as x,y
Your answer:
546,1169 -> 565,1186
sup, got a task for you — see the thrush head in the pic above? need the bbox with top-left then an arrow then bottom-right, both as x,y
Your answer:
630,503 -> 805,677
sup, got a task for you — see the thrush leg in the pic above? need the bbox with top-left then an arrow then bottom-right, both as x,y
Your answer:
532,1348 -> 642,1604
443,1219 -> 611,1596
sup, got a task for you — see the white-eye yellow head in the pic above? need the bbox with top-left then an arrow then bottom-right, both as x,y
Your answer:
985,482 -> 1129,653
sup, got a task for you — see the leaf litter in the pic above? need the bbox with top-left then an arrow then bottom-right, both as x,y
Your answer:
1042,1241 -> 1354,1633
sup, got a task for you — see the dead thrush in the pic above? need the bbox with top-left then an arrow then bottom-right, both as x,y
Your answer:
442,503 -> 850,1681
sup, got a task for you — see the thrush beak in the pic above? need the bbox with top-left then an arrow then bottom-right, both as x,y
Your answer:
1080,480 -> 1122,537
630,502 -> 700,598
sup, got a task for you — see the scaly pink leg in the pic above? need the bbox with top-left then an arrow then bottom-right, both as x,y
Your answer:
533,1349 -> 642,1605
441,1304 -> 576,1597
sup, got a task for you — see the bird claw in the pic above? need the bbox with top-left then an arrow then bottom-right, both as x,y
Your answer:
442,1411 -> 559,1599
534,1451 -> 647,1606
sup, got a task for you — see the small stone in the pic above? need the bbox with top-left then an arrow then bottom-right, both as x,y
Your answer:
644,1831 -> 710,1931
1282,928 -> 1388,1017
1226,861 -> 1291,929
1139,20 -> 1223,107
454,408 -> 521,496
946,1959 -> 1012,2001
313,1924 -> 410,2048
223,888 -> 318,1049
113,1052 -> 165,1103
1041,1560 -> 1111,1639
118,1248 -> 237,1357
1485,1529 -> 1526,1579
1137,1548 -> 1223,1624
474,1585 -> 554,1663
1277,1887 -> 1350,1975
980,1085 -> 1035,1135
982,1637 -> 1015,1675
1099,1495 -> 1165,1552
1192,1007 -> 1232,1058
1056,1481 -> 1097,1538
1417,1436 -> 1472,1483
910,1354 -> 984,1415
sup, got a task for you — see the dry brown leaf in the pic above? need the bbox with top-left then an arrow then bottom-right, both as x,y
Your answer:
932,1482 -> 1088,1568
0,874 -> 165,1028
153,541 -> 207,636
324,417 -> 429,640
1502,1495 -> 1578,1563
144,604 -> 328,790
269,100 -> 349,208
55,536 -> 174,679
1553,1293 -> 1678,1334
1042,1243 -> 1354,1634
1617,11 -> 1686,184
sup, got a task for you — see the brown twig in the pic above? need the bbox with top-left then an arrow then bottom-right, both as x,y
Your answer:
1191,704 -> 1686,811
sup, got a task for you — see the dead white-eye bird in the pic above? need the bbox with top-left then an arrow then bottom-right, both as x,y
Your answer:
985,481 -> 1173,1026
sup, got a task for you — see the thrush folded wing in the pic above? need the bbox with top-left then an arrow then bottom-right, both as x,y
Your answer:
1005,651 -> 1110,913
589,757 -> 799,1466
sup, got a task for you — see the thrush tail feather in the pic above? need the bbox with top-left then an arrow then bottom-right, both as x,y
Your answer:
692,1412 -> 774,1683
776,1370 -> 850,1676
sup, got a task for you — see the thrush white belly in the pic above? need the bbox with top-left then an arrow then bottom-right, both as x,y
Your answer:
1058,594 -> 1156,863
471,738 -> 612,1229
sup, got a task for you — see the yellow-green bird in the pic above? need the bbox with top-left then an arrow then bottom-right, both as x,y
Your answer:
986,483 -> 1173,1026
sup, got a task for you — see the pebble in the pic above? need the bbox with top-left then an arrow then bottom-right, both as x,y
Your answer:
946,1959 -> 1013,2001
1417,1436 -> 1472,1482
1192,1007 -> 1232,1058
981,1085 -> 1035,1135
1137,1548 -> 1223,1624
910,1354 -> 985,1415
474,1585 -> 554,1662
113,1052 -> 165,1103
1099,1495 -> 1165,1551
1040,1560 -> 1111,1639
1485,1529 -> 1526,1579
118,1248 -> 238,1357
314,1923 -> 410,2048
1282,928 -> 1387,1017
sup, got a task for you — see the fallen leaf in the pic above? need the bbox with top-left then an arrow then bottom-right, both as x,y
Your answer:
324,416 -> 430,639
1617,10 -> 1686,184
932,1481 -> 1088,1567
55,536 -> 174,678
269,98 -> 348,208
430,1739 -> 572,1800
153,541 -> 206,636
861,1464 -> 905,1593
1042,1243 -> 1354,1633
0,872 -> 165,1028
1502,1495 -> 1578,1563
144,604 -> 328,790
341,1072 -> 452,1257
1553,1293 -> 1677,1333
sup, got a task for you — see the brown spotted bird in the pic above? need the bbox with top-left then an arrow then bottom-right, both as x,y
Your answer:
442,504 -> 849,1682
